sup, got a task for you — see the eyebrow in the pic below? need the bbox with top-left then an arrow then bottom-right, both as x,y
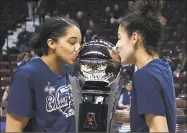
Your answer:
68,37 -> 78,39
68,37 -> 82,44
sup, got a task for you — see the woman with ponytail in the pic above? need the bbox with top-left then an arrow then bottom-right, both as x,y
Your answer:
110,0 -> 176,132
6,17 -> 82,132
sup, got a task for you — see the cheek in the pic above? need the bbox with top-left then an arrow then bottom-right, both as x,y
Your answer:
58,44 -> 74,55
118,40 -> 132,54
119,41 -> 134,61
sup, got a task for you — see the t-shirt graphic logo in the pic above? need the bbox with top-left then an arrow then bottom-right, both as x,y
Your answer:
44,82 -> 55,95
84,112 -> 98,129
44,82 -> 75,118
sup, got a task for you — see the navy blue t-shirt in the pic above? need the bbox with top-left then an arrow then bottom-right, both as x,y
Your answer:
7,58 -> 76,132
130,58 -> 176,132
122,92 -> 131,105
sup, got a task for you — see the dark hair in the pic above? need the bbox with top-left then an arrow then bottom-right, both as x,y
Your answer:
89,17 -> 96,23
120,0 -> 163,55
30,16 -> 80,55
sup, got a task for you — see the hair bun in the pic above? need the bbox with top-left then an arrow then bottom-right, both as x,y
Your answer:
134,0 -> 163,17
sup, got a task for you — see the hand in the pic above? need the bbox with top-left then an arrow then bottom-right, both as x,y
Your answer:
108,47 -> 121,63
123,105 -> 130,110
122,108 -> 130,114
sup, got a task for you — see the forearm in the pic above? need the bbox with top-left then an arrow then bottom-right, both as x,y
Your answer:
6,126 -> 22,132
6,118 -> 23,132
149,127 -> 168,132
6,113 -> 29,132
1,101 -> 8,107
146,114 -> 169,132
2,96 -> 8,101
118,95 -> 124,108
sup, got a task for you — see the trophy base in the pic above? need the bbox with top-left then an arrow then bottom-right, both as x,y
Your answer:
78,103 -> 108,132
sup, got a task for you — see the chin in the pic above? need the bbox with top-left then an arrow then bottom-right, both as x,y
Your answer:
121,58 -> 132,65
68,60 -> 76,65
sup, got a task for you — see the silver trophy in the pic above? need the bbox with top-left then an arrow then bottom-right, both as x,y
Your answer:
69,39 -> 121,132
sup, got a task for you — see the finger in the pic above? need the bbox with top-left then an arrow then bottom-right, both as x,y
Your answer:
76,43 -> 86,52
108,46 -> 118,54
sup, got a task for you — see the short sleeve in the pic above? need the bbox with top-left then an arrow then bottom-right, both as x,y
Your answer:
7,69 -> 34,117
133,70 -> 166,116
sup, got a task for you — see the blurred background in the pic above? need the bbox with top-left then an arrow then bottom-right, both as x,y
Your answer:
0,0 -> 186,132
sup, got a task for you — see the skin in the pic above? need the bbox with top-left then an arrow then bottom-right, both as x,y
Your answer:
126,82 -> 132,92
110,24 -> 169,132
41,25 -> 82,74
105,6 -> 111,13
24,54 -> 30,62
89,20 -> 95,27
30,50 -> 36,57
6,25 -> 82,132
179,52 -> 184,61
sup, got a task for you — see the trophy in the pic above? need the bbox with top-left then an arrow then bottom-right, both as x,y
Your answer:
69,39 -> 121,132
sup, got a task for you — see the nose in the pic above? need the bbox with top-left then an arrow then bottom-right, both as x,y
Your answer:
74,43 -> 81,52
115,41 -> 120,52
110,46 -> 119,54
113,46 -> 119,53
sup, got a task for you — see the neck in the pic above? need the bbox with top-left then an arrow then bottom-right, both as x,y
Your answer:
135,49 -> 159,69
41,54 -> 64,74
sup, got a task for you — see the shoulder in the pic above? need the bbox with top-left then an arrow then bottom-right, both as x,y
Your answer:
133,68 -> 152,80
133,68 -> 160,90
134,59 -> 170,81
13,59 -> 40,79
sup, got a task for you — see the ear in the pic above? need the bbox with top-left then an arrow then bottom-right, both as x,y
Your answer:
47,39 -> 56,50
131,32 -> 138,45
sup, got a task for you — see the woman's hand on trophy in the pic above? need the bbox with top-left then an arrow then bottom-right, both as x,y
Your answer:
108,46 -> 121,63
75,43 -> 86,53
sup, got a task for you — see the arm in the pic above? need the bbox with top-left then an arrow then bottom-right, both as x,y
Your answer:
118,94 -> 124,108
34,0 -> 42,14
118,94 -> 129,109
6,113 -> 29,132
6,68 -> 33,132
0,101 -> 8,108
145,114 -> 168,132
2,91 -> 8,101
180,58 -> 186,72
134,70 -> 168,132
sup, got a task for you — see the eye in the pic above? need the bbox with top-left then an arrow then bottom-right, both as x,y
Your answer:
69,41 -> 76,45
68,38 -> 77,45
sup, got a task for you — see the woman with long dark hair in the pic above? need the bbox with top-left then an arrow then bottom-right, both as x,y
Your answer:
110,0 -> 176,132
6,17 -> 82,132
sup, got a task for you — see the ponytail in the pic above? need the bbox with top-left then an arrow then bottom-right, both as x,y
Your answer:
30,33 -> 41,50
29,33 -> 43,56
